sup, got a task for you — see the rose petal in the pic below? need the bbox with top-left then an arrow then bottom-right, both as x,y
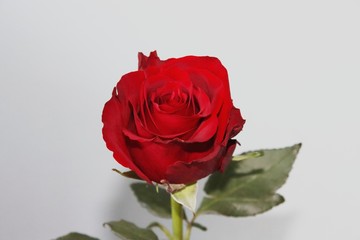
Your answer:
214,99 -> 232,144
172,56 -> 230,90
122,128 -> 155,142
221,107 -> 246,145
138,51 -> 161,70
116,71 -> 145,107
127,102 -> 154,139
188,86 -> 211,116
185,115 -> 218,142
228,107 -> 246,139
150,107 -> 199,137
218,140 -> 238,172
165,140 -> 237,184
102,90 -> 151,182
127,140 -> 186,183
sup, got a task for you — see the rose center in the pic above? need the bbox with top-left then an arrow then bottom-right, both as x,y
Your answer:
150,87 -> 195,115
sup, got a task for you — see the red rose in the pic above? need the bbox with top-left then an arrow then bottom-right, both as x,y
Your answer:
102,51 -> 245,184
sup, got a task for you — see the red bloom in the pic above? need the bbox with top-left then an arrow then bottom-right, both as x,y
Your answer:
102,51 -> 245,184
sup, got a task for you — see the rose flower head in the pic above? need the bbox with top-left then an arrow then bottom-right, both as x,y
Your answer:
102,51 -> 245,185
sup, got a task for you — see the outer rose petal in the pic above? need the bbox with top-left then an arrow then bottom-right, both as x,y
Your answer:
138,51 -> 161,70
165,141 -> 237,184
218,140 -> 238,172
126,140 -> 186,183
102,91 -> 151,182
166,56 -> 230,92
223,107 -> 246,144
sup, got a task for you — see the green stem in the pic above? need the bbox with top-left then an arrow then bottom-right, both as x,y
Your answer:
184,223 -> 192,240
184,215 -> 196,240
171,196 -> 183,240
185,223 -> 192,240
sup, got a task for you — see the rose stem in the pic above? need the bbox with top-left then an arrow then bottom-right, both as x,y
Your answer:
184,215 -> 196,240
171,196 -> 183,240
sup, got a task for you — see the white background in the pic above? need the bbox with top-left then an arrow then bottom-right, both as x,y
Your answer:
1,0 -> 359,239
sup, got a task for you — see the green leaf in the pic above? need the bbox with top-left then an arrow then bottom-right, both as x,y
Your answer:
197,143 -> 301,217
199,194 -> 284,217
131,183 -> 171,218
55,232 -> 99,240
192,222 -> 207,231
232,150 -> 264,161
171,183 -> 198,213
104,220 -> 158,240
147,222 -> 173,240
112,169 -> 142,180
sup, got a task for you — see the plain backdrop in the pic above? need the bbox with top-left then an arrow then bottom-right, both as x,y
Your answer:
1,0 -> 359,239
